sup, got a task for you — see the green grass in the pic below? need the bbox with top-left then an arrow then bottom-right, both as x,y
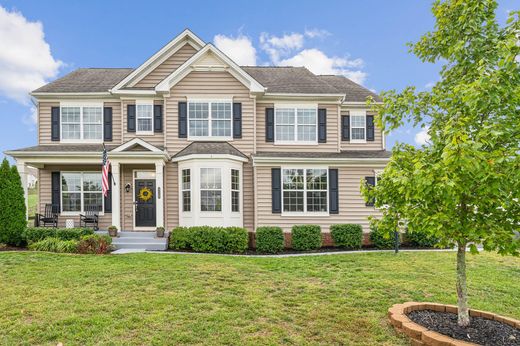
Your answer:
0,251 -> 518,345
27,188 -> 38,219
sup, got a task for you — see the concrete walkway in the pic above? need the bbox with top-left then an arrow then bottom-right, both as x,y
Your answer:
112,248 -> 458,257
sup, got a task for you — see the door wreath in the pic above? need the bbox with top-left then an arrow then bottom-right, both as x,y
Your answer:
138,186 -> 153,202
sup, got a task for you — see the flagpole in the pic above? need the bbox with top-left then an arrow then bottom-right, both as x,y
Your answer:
103,143 -> 116,186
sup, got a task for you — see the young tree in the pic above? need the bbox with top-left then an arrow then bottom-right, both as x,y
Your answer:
0,158 -> 27,246
363,1 -> 519,327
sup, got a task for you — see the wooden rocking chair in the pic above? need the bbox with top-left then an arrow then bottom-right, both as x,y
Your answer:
36,204 -> 59,228
80,205 -> 99,230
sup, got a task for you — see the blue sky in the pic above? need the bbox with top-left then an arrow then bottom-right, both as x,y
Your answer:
0,0 -> 516,159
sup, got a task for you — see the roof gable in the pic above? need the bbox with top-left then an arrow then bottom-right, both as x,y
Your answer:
111,139 -> 164,153
111,29 -> 205,92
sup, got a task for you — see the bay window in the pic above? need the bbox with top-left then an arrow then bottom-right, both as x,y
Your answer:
188,101 -> 232,138
282,168 -> 328,213
136,101 -> 154,134
61,172 -> 103,213
231,169 -> 240,212
200,168 -> 222,211
61,104 -> 103,141
275,106 -> 317,143
182,169 -> 191,212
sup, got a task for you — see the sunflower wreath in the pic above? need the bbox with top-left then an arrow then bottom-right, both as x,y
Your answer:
138,187 -> 153,202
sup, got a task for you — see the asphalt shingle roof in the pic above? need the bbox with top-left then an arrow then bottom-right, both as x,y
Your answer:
173,142 -> 247,159
32,68 -> 133,93
317,75 -> 382,102
6,144 -> 117,152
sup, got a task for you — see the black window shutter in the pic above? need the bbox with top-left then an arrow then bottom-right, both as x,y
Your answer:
233,103 -> 242,139
178,102 -> 187,138
271,168 -> 281,213
329,169 -> 339,214
51,107 -> 60,141
104,172 -> 112,213
365,176 -> 376,206
265,108 -> 274,142
127,104 -> 136,132
341,115 -> 350,141
103,107 -> 113,141
366,114 -> 375,141
51,172 -> 60,213
318,108 -> 327,143
154,104 -> 163,133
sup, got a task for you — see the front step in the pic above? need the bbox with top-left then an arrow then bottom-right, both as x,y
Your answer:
112,242 -> 167,251
96,231 -> 169,251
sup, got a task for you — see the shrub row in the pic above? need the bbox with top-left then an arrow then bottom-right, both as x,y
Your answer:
24,227 -> 94,244
170,226 -> 248,253
29,234 -> 112,254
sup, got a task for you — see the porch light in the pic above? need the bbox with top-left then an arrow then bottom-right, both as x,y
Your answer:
125,183 -> 131,193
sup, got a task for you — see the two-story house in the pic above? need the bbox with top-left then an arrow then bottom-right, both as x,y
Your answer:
6,29 -> 390,243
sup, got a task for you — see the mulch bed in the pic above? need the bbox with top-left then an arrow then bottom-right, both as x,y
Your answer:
407,309 -> 520,346
0,246 -> 27,252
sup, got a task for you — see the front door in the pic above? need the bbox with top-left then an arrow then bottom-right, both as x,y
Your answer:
135,179 -> 156,227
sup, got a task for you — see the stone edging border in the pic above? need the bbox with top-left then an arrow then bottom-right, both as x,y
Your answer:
388,302 -> 520,346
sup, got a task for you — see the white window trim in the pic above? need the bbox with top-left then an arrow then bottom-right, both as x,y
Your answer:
60,102 -> 104,143
281,166 -> 329,216
182,169 -> 191,213
200,167 -> 223,213
274,104 -> 318,145
187,99 -> 233,141
349,109 -> 367,143
136,100 -> 154,135
60,171 -> 104,216
231,169 -> 240,213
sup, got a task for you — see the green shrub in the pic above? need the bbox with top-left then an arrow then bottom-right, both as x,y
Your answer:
169,226 -> 248,253
291,225 -> 322,251
24,227 -> 94,244
29,237 -> 78,253
0,159 -> 26,246
405,229 -> 439,248
370,226 -> 398,249
330,224 -> 363,249
256,226 -> 284,253
169,227 -> 192,250
77,234 -> 112,254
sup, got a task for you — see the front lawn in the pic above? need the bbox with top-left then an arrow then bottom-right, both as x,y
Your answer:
0,251 -> 518,345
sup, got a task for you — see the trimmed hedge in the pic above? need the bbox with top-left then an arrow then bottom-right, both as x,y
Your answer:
370,227 -> 398,249
256,227 -> 284,253
29,237 -> 78,253
77,234 -> 112,254
24,227 -> 94,244
291,225 -> 322,251
405,229 -> 439,248
330,224 -> 363,249
169,226 -> 248,254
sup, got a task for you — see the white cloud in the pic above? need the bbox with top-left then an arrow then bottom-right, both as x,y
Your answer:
260,32 -> 304,63
279,48 -> 366,84
0,6 -> 62,104
304,28 -> 331,39
214,34 -> 257,66
414,126 -> 431,146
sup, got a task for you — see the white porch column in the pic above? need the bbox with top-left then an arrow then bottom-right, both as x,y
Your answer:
111,162 -> 121,231
155,161 -> 165,228
16,161 -> 28,220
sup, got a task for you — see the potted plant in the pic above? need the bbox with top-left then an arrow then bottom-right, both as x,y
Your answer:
156,226 -> 165,238
108,225 -> 118,237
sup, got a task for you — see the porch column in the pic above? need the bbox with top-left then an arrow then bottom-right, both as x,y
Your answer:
155,161 -> 165,228
111,162 -> 121,231
16,161 -> 28,220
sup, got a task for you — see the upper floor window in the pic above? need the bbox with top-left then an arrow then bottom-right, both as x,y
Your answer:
275,106 -> 317,144
61,104 -> 103,141
136,101 -> 154,134
350,110 -> 366,142
188,100 -> 232,139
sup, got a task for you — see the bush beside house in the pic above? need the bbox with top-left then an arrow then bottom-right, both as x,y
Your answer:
255,227 -> 284,253
404,229 -> 440,248
24,227 -> 94,244
291,225 -> 322,251
169,226 -> 248,253
330,224 -> 363,249
0,158 -> 27,246
370,226 -> 398,249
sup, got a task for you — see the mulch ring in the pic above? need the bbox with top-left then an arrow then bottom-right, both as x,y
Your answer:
408,309 -> 520,346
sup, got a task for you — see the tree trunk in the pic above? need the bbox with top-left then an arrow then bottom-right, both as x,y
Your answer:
456,241 -> 470,327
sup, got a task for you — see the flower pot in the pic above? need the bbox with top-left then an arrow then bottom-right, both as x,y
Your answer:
108,228 -> 118,237
156,228 -> 165,238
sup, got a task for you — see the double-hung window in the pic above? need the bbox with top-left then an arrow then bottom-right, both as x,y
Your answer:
282,168 -> 328,213
200,168 -> 222,211
61,172 -> 103,213
350,110 -> 366,142
275,106 -> 317,143
61,104 -> 103,141
231,169 -> 240,212
188,101 -> 232,139
182,169 -> 191,212
136,101 -> 153,134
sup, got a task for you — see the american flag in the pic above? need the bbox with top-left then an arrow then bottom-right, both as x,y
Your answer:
102,145 -> 111,197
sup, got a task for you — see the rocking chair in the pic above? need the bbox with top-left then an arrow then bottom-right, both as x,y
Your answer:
80,205 -> 99,230
36,204 -> 59,228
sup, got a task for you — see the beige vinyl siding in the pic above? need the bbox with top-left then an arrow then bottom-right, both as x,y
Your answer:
242,162 -> 254,231
38,165 -> 116,229
340,110 -> 384,151
255,165 -> 384,233
164,161 -> 179,231
38,102 -> 59,145
134,44 -> 198,88
164,71 -> 255,155
256,103 -> 340,152
122,100 -> 165,147
104,101 -> 122,144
